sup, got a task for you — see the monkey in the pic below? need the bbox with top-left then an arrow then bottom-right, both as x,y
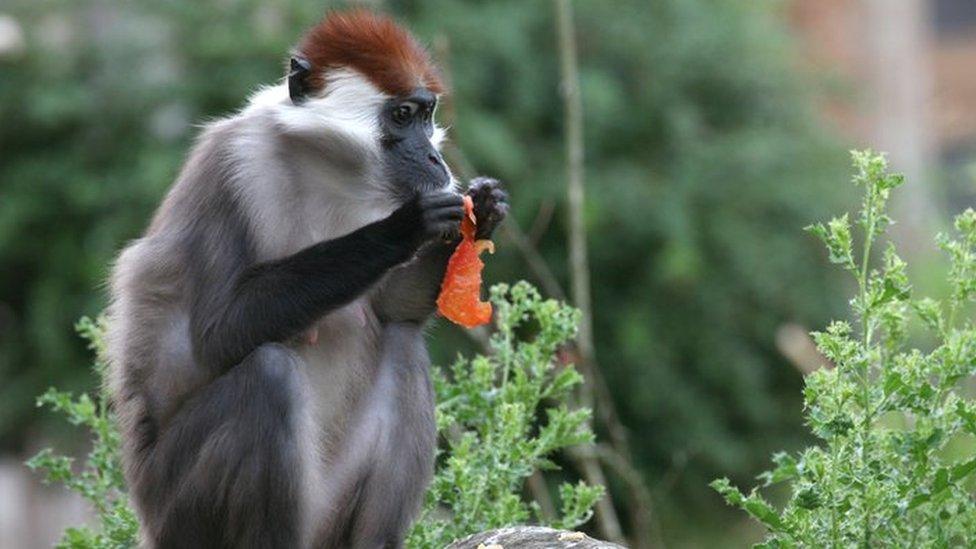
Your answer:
105,10 -> 508,549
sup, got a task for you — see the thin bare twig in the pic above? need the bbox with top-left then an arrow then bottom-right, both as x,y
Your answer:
570,446 -> 621,540
553,0 -> 624,542
526,198 -> 556,246
554,0 -> 595,380
501,221 -> 568,302
596,444 -> 663,549
527,471 -> 557,521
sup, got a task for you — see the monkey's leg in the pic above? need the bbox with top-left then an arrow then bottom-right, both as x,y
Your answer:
338,323 -> 436,549
143,344 -> 312,549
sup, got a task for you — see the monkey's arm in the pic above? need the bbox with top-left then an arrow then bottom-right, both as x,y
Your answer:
373,178 -> 508,324
372,240 -> 456,323
189,192 -> 462,372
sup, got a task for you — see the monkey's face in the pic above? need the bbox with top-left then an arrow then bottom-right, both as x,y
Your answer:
284,10 -> 453,200
379,88 -> 452,197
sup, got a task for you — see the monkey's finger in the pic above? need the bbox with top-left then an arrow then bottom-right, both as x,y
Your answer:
471,185 -> 506,207
465,178 -> 501,197
419,192 -> 464,210
490,188 -> 508,202
425,207 -> 465,224
468,176 -> 500,187
473,192 -> 507,222
425,220 -> 461,240
422,201 -> 465,224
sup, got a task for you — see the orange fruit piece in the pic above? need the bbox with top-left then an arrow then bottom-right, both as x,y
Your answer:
437,195 -> 494,328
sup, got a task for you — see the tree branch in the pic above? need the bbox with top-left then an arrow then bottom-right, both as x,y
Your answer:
554,0 -> 594,374
553,0 -> 625,542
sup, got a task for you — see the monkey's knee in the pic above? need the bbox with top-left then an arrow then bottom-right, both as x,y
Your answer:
379,322 -> 430,369
242,342 -> 302,377
235,343 -> 308,418
238,343 -> 307,409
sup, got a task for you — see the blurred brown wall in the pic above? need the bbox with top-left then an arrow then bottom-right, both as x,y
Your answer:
788,0 -> 976,153
788,0 -> 976,256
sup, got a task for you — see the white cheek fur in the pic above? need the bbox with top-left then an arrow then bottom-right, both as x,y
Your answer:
430,124 -> 447,150
245,68 -> 389,154
246,69 -> 448,160
241,69 -> 455,198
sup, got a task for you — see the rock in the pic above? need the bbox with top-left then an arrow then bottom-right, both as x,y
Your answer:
447,526 -> 627,548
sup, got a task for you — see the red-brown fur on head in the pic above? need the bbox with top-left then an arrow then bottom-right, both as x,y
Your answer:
297,10 -> 444,97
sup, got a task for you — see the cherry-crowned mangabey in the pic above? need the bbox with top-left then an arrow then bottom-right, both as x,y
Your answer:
106,10 -> 507,548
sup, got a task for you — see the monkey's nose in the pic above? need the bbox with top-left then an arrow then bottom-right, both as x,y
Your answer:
428,153 -> 447,174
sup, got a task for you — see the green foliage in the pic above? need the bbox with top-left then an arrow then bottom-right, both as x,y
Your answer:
408,281 -> 602,547
713,151 -> 976,547
29,284 -> 598,548
26,317 -> 138,548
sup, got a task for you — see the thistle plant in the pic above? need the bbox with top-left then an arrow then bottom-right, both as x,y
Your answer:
407,281 -> 603,548
713,151 -> 976,547
27,317 -> 139,548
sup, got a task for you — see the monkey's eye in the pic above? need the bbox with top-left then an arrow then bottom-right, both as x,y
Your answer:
392,101 -> 419,125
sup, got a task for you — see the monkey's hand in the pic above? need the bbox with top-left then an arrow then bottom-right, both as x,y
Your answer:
394,189 -> 465,247
373,190 -> 463,324
467,177 -> 508,240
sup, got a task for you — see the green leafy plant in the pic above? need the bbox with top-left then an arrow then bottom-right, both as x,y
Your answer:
26,317 -> 139,548
712,151 -> 976,547
28,283 -> 600,548
408,281 -> 603,547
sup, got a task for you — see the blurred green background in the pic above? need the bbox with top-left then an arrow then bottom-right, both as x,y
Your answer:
2,0 -> 975,546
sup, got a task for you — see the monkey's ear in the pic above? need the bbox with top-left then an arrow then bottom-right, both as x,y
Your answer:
288,56 -> 313,105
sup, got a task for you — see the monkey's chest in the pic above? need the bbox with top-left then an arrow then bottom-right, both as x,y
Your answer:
296,298 -> 383,457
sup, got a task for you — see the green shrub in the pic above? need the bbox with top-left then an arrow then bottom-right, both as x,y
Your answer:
28,282 -> 600,548
26,316 -> 138,548
712,151 -> 976,547
407,282 -> 603,546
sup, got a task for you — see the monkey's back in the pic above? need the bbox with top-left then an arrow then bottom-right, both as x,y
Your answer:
106,119 -> 238,460
104,114 -> 400,540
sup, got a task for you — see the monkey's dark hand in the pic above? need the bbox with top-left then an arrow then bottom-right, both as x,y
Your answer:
391,189 -> 465,249
419,190 -> 465,240
467,177 -> 508,240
